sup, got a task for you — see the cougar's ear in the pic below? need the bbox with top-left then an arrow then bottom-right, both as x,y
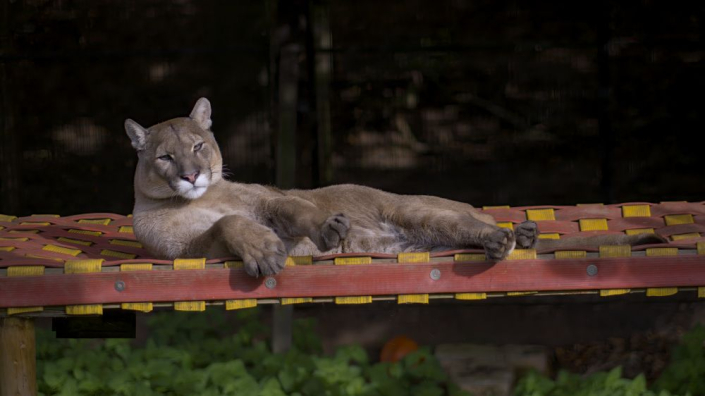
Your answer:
189,97 -> 212,130
124,119 -> 148,151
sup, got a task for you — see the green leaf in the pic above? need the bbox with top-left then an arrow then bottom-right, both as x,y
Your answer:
410,380 -> 444,396
260,377 -> 287,396
335,345 -> 369,366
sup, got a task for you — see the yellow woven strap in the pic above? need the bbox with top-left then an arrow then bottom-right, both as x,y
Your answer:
664,214 -> 694,226
622,205 -> 651,217
646,247 -> 679,256
507,249 -> 536,260
174,258 -> 206,311
222,261 -> 259,309
120,264 -> 154,312
7,266 -> 45,315
482,205 -> 510,209
0,236 -> 28,241
69,229 -> 102,236
226,300 -> 258,310
173,258 -> 205,270
625,228 -> 654,235
507,291 -> 537,296
555,251 -> 587,259
282,298 -> 313,305
6,266 -> 44,276
24,254 -> 61,261
397,252 -> 430,263
600,289 -> 630,297
78,218 -> 111,225
100,249 -> 136,259
57,237 -> 93,246
699,287 -> 705,298
670,233 -> 700,241
0,246 -> 15,252
335,257 -> 372,304
526,209 -> 555,221
43,244 -> 82,257
225,261 -> 244,268
118,226 -> 134,233
454,253 -> 486,262
110,239 -> 143,248
334,256 -> 372,265
285,256 -> 313,266
647,288 -> 678,297
539,233 -> 560,240
497,222 -> 513,230
9,229 -> 39,234
397,252 -> 430,304
579,219 -> 608,231
0,214 -> 17,222
174,301 -> 206,311
698,242 -> 705,255
397,295 -> 429,304
455,293 -> 487,300
599,245 -> 631,257
65,259 -> 104,315
334,296 -> 372,304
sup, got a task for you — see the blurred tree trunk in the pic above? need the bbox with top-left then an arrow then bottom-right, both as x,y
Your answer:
0,0 -> 20,215
598,1 -> 614,204
311,0 -> 333,186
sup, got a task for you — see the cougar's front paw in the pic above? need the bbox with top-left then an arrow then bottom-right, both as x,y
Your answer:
515,221 -> 538,249
240,236 -> 287,278
483,228 -> 516,261
318,213 -> 350,251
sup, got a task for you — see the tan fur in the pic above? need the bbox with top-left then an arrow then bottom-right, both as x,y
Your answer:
126,98 -> 665,277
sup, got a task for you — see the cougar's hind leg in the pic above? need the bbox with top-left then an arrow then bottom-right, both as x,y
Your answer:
389,196 -> 517,260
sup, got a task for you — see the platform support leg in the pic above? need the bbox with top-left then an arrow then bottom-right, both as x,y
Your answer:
0,317 -> 37,396
272,305 -> 293,353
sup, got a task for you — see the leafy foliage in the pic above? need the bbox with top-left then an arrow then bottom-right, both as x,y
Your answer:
36,309 -> 469,396
514,326 -> 705,396
652,326 -> 705,396
514,367 -> 684,396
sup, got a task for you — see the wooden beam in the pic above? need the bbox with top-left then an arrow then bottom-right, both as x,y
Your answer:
2,256 -> 705,308
0,317 -> 36,396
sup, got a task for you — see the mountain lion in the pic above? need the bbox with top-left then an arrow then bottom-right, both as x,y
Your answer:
125,98 -> 664,277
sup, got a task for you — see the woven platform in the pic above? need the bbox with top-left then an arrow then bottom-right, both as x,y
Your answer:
2,202 -> 705,317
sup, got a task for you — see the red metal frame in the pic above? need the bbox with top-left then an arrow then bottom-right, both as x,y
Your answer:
2,256 -> 705,308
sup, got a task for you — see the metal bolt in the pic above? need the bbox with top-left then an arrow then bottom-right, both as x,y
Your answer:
586,264 -> 598,277
264,277 -> 277,289
430,269 -> 441,281
114,280 -> 126,292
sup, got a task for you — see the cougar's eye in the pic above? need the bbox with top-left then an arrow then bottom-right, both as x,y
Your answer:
158,154 -> 173,162
194,142 -> 204,152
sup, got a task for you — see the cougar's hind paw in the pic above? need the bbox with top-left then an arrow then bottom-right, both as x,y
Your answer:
320,213 -> 350,250
515,221 -> 539,249
483,227 -> 516,261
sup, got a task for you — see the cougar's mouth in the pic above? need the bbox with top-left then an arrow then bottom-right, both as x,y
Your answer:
173,172 -> 210,200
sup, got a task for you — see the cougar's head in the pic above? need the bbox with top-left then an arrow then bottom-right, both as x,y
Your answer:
125,98 -> 223,200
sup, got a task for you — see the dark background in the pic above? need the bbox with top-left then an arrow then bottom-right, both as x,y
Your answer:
1,0 -> 704,217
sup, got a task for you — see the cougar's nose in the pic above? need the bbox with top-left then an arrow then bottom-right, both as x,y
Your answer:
180,171 -> 200,184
